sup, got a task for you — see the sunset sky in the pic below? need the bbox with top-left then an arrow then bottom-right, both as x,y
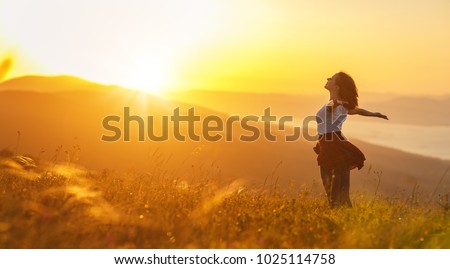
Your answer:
0,0 -> 449,95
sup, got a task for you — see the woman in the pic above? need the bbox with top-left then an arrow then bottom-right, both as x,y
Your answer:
314,72 -> 388,208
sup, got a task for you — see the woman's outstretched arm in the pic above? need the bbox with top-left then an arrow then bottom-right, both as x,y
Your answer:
348,108 -> 389,120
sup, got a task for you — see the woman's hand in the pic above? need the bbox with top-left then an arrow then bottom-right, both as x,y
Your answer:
348,108 -> 389,120
375,112 -> 389,120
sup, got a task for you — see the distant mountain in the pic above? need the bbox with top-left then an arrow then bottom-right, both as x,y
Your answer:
1,76 -> 449,197
169,90 -> 450,126
0,75 -> 116,93
167,90 -> 325,122
363,95 -> 450,126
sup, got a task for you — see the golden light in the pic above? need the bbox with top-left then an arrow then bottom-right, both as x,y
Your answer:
0,0 -> 224,94
0,0 -> 449,95
117,60 -> 170,96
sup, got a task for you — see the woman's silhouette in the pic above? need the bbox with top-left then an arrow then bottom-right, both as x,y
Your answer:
314,72 -> 388,207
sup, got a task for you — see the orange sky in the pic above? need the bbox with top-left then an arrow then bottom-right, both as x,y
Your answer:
0,0 -> 449,95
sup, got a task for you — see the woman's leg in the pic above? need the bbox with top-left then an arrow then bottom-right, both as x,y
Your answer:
342,169 -> 352,207
333,169 -> 352,207
330,169 -> 341,207
320,166 -> 333,205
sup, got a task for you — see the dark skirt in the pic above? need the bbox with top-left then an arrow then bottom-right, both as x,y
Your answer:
313,132 -> 365,170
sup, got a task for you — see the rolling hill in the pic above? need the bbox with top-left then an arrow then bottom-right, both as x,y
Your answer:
1,76 -> 449,197
168,90 -> 450,126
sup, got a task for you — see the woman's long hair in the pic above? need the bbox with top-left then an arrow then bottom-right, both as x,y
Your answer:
336,72 -> 359,110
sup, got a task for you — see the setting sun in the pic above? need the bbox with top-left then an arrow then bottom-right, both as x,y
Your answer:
117,59 -> 170,95
0,0 -> 223,93
1,0 -> 449,95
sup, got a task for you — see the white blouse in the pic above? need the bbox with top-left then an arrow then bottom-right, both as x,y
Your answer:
316,100 -> 348,135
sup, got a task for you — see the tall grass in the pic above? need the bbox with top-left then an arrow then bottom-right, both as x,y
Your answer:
0,157 -> 449,248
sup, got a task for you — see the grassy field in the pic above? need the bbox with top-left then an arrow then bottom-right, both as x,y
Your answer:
0,158 -> 449,249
